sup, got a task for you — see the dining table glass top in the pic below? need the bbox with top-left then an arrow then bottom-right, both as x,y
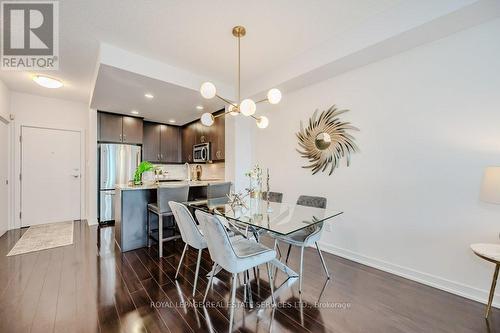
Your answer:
188,197 -> 343,236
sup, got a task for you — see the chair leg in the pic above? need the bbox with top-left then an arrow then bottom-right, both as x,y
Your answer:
193,249 -> 202,297
147,210 -> 151,247
299,246 -> 304,294
266,262 -> 276,307
486,263 -> 500,318
285,244 -> 292,264
175,243 -> 188,280
204,263 -> 217,303
229,273 -> 237,333
315,241 -> 330,279
158,214 -> 163,257
274,239 -> 282,258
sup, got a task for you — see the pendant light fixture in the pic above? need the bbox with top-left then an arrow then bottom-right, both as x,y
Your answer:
199,26 -> 281,129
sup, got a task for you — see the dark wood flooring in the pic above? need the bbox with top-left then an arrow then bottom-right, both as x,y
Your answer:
0,221 -> 498,333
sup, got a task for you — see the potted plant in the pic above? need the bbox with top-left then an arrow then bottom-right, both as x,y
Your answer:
133,161 -> 154,185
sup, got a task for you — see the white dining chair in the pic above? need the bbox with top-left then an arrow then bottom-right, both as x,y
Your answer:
195,210 -> 276,333
168,201 -> 209,297
272,195 -> 330,293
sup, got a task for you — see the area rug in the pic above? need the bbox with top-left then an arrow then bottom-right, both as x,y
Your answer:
7,221 -> 74,256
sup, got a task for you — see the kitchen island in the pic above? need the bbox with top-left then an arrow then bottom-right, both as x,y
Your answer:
114,180 -> 227,252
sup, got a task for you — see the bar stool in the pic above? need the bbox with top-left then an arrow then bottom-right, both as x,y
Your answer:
147,185 -> 189,257
207,182 -> 231,201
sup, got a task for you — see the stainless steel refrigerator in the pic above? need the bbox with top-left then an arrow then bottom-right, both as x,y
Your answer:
99,143 -> 141,222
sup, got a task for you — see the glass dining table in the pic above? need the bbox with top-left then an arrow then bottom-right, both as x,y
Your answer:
188,197 -> 343,278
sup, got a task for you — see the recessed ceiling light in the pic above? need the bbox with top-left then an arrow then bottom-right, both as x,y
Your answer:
32,75 -> 63,89
144,93 -> 154,99
169,119 -> 176,123
196,105 -> 204,110
131,110 -> 139,115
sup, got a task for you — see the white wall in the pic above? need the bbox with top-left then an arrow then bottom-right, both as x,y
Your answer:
251,18 -> 500,305
0,80 -> 10,236
10,92 -> 90,229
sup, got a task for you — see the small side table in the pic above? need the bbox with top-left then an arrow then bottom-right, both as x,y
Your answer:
471,243 -> 500,318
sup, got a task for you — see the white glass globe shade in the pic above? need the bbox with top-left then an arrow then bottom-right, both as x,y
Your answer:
256,116 -> 269,129
239,99 -> 256,116
200,112 -> 214,126
267,88 -> 282,104
228,104 -> 239,116
200,82 -> 216,99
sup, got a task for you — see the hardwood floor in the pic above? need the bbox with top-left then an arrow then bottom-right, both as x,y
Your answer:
0,220 -> 498,333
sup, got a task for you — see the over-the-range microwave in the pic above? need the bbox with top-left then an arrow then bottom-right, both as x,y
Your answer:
193,143 -> 210,162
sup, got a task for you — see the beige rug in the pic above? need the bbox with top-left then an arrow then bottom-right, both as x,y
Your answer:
7,221 -> 74,256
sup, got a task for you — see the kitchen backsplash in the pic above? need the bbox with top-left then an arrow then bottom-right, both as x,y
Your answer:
153,162 -> 225,181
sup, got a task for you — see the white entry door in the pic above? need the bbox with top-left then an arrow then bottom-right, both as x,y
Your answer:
21,126 -> 81,227
0,121 -> 8,236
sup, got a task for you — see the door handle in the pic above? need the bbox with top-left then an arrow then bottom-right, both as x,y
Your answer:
71,175 -> 80,178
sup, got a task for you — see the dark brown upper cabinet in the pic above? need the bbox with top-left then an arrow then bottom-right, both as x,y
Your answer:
161,125 -> 182,163
98,112 -> 143,144
143,122 -> 161,163
143,122 -> 182,163
122,116 -> 143,144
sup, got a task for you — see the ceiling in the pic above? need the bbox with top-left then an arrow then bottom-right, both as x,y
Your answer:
0,0 -> 401,103
1,0 -> 499,125
91,64 -> 225,125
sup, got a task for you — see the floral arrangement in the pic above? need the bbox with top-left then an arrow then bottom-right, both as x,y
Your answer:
245,164 -> 263,198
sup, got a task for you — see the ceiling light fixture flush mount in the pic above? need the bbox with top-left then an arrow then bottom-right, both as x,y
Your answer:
199,26 -> 281,129
33,75 -> 63,89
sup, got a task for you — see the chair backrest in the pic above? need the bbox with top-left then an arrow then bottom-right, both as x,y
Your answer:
207,182 -> 231,201
296,195 -> 327,209
195,210 -> 238,271
169,201 -> 206,249
262,191 -> 283,203
157,185 -> 189,213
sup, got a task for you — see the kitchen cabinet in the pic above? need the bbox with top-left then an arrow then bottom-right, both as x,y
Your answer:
143,122 -> 182,163
122,116 -> 143,144
160,125 -> 181,163
211,113 -> 225,160
143,122 -> 161,162
98,113 -> 123,142
182,122 -> 196,162
98,112 -> 143,144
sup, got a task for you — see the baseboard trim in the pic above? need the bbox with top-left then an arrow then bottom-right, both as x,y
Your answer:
318,241 -> 499,308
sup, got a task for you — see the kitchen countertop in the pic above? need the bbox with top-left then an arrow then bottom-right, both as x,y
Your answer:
116,179 -> 226,191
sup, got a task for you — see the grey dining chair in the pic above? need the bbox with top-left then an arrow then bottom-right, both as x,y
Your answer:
207,182 -> 232,201
147,185 -> 189,257
195,210 -> 276,333
262,191 -> 283,203
273,195 -> 330,293
168,201 -> 207,296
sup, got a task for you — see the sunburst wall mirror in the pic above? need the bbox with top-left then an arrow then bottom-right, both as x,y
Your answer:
296,105 -> 359,175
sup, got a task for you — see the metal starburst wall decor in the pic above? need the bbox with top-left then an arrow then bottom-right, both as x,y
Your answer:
296,105 -> 359,175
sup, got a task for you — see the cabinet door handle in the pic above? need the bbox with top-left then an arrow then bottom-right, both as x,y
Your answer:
157,153 -> 160,160
160,153 -> 163,160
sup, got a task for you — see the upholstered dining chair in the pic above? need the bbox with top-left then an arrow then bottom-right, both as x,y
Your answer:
147,185 -> 189,257
273,195 -> 330,293
195,210 -> 276,333
262,191 -> 283,203
207,182 -> 232,201
168,201 -> 208,296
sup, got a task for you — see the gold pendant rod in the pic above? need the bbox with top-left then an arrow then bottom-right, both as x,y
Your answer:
238,35 -> 241,104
